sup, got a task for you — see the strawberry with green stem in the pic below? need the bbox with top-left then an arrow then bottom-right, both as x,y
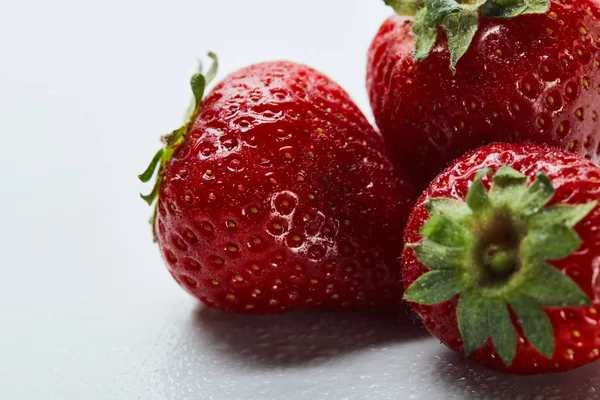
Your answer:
368,0 -> 600,190
139,55 -> 416,313
385,0 -> 552,69
402,142 -> 600,374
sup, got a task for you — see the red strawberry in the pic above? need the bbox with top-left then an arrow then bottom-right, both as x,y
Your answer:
139,56 -> 416,313
402,142 -> 600,374
368,0 -> 600,191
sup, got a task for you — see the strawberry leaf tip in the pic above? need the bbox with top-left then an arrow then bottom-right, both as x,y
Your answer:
138,52 -> 219,237
384,0 -> 424,16
384,0 -> 550,69
479,0 -> 550,18
404,165 -> 595,366
204,52 -> 219,85
403,269 -> 463,304
138,148 -> 164,183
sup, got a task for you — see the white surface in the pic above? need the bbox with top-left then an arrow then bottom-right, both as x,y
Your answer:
2,0 -> 600,399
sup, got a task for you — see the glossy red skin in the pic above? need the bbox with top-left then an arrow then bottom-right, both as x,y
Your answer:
368,0 -> 600,191
402,143 -> 600,374
155,61 -> 416,313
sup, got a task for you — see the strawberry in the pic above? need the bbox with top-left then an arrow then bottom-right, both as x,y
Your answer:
402,142 -> 600,374
139,56 -> 416,313
368,0 -> 600,190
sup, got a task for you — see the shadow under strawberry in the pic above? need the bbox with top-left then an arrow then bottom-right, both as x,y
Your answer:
190,305 -> 427,368
431,349 -> 600,399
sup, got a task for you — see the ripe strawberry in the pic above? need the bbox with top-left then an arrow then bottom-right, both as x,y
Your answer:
402,142 -> 600,374
368,0 -> 600,190
139,56 -> 416,313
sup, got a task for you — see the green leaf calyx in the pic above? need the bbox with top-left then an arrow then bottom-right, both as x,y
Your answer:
384,0 -> 550,69
138,52 -> 219,240
404,164 -> 596,366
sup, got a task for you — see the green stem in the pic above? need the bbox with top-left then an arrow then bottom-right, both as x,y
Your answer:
487,248 -> 518,276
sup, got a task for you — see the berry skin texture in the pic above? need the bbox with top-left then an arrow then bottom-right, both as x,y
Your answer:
368,0 -> 600,190
153,61 -> 416,313
402,142 -> 600,375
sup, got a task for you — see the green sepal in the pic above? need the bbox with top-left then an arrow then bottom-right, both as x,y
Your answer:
140,180 -> 161,206
407,239 -> 466,269
442,10 -> 479,69
480,0 -> 550,18
412,0 -> 466,63
490,165 -> 527,205
521,225 -> 581,261
427,0 -> 462,22
530,202 -> 598,229
457,290 -> 490,356
514,0 -> 550,15
519,261 -> 591,307
190,73 -> 206,114
150,203 -> 158,242
164,125 -> 188,147
456,293 -> 518,365
493,165 -> 526,182
466,168 -> 492,213
488,298 -> 517,366
404,270 -> 463,305
518,172 -> 555,216
510,294 -> 554,359
184,53 -> 218,122
205,52 -> 219,85
138,148 -> 165,183
413,8 -> 439,61
420,215 -> 471,247
139,52 -> 219,238
425,197 -> 472,221
384,0 -> 424,16
385,0 -> 551,69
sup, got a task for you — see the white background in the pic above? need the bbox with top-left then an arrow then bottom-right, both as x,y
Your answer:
2,0 -> 600,399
